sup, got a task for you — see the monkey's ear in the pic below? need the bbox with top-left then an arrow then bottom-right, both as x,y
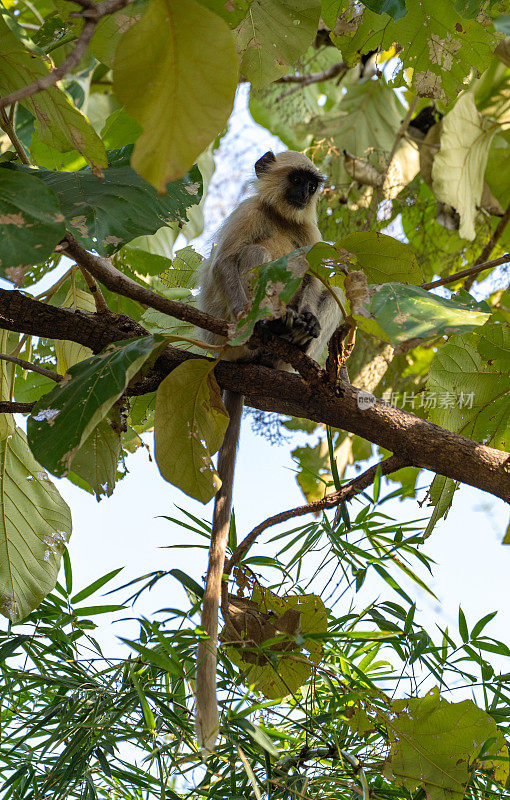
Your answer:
255,151 -> 276,177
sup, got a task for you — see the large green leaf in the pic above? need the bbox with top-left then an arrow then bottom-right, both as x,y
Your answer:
1,161 -> 202,256
432,94 -> 499,240
154,358 -> 229,503
235,0 -> 321,89
0,427 -> 72,623
383,687 -> 509,800
427,321 -> 510,450
363,283 -> 491,344
333,0 -> 498,102
68,418 -> 121,500
113,0 -> 238,189
197,0 -> 253,26
0,169 -> 65,275
27,336 -> 166,477
308,80 -> 404,186
337,232 -> 422,284
0,12 -> 106,169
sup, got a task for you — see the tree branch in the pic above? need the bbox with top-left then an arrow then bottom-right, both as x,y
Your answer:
225,455 -> 406,574
63,233 -> 227,337
0,0 -> 135,111
276,61 -> 346,86
0,353 -> 62,382
421,253 -> 510,291
0,401 -> 35,413
464,202 -> 510,290
0,291 -> 508,502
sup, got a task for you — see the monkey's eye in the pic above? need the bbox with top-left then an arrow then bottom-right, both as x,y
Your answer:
290,174 -> 301,186
308,181 -> 318,194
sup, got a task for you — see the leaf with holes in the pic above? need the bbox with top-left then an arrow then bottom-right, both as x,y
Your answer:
0,427 -> 72,623
154,359 -> 229,503
236,0 -> 321,89
27,336 -> 166,477
1,161 -> 202,256
361,284 -> 491,344
0,169 -> 65,274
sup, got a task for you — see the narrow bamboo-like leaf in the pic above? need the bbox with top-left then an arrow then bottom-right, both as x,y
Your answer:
0,427 -> 72,623
71,568 -> 124,604
121,638 -> 182,676
27,336 -> 166,478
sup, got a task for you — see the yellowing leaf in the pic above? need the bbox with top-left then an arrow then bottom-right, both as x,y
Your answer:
154,359 -> 229,503
55,287 -> 95,375
0,427 -> 72,623
383,687 -> 509,800
236,0 -> 321,89
113,0 -> 238,189
0,329 -> 17,441
0,13 -> 106,170
224,587 -> 327,699
432,94 -> 499,241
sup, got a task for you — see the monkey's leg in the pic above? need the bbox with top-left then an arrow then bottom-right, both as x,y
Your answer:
195,389 -> 244,759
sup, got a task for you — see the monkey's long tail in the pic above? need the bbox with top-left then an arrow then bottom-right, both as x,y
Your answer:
195,389 -> 244,760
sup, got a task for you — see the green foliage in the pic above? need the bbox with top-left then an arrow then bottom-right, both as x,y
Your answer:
0,0 -> 509,796
27,335 -> 167,477
427,321 -> 510,448
0,427 -> 72,623
113,0 -> 239,189
0,168 -> 65,272
154,359 -> 229,502
0,160 -> 203,258
365,283 -> 492,344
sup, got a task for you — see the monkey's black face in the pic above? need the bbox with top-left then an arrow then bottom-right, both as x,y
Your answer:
285,169 -> 321,209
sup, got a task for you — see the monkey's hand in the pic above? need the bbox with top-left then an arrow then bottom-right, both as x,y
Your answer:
256,309 -> 321,349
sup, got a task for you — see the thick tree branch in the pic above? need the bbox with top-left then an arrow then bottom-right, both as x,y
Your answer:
0,401 -> 35,413
0,291 -> 508,502
0,0 -> 135,111
63,234 -> 227,337
225,455 -> 406,573
421,254 -> 510,291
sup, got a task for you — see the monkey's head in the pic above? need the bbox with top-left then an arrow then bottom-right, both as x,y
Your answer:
254,150 -> 325,222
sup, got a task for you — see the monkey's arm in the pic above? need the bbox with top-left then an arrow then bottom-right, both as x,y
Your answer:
212,244 -> 272,319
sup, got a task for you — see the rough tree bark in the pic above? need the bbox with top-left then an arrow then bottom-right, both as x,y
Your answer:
1,288 -> 508,503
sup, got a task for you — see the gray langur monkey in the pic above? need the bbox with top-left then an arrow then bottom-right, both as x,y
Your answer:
195,150 -> 342,758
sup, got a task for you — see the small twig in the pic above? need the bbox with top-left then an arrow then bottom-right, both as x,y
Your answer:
366,96 -> 419,228
77,265 -> 111,314
275,62 -> 347,100
0,0 -> 135,111
0,353 -> 62,382
420,253 -> 510,290
0,401 -> 35,413
464,201 -> 510,290
0,108 -> 31,164
63,233 -> 228,337
225,455 -> 406,574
